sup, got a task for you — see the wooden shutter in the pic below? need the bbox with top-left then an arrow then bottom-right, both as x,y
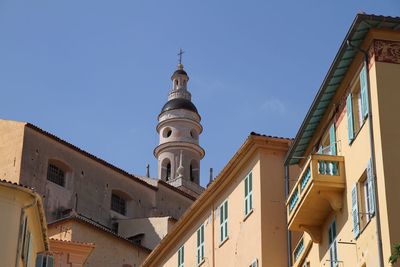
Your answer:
360,65 -> 369,118
346,94 -> 355,144
367,158 -> 375,216
329,123 -> 337,155
351,185 -> 360,238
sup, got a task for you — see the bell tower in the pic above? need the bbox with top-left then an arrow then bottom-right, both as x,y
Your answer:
154,57 -> 205,197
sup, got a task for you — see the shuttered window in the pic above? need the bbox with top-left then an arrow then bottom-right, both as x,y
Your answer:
366,158 -> 375,217
329,123 -> 337,155
244,172 -> 253,216
219,200 -> 228,244
178,246 -> 184,267
346,94 -> 355,144
197,225 -> 205,265
328,219 -> 338,267
360,64 -> 369,118
351,184 -> 360,238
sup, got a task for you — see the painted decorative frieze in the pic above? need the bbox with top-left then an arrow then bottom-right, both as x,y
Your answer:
370,39 -> 400,64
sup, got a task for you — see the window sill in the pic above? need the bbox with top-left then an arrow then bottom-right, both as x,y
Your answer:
243,209 -> 254,222
357,214 -> 375,239
349,116 -> 368,146
219,236 -> 229,248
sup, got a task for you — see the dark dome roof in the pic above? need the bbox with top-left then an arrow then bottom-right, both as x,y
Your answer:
161,98 -> 198,114
172,69 -> 188,76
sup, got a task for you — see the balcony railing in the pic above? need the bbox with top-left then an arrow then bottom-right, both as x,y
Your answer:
292,233 -> 313,267
286,154 -> 346,243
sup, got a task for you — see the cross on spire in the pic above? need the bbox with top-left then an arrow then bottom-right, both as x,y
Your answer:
178,48 -> 184,65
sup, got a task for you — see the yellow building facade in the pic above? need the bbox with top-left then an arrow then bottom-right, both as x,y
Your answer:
142,133 -> 297,267
0,180 -> 51,267
285,14 -> 400,267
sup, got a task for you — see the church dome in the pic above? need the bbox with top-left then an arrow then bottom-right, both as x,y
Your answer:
172,69 -> 188,77
161,98 -> 198,114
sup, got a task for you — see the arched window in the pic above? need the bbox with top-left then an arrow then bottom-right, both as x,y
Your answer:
190,164 -> 194,182
190,160 -> 199,183
166,162 -> 171,181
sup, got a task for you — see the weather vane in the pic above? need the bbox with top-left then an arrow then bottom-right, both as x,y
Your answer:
178,48 -> 184,65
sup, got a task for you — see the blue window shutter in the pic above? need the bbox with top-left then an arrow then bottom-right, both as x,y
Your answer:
360,65 -> 369,118
351,184 -> 360,238
367,159 -> 375,216
35,254 -> 44,267
346,94 -> 355,144
329,123 -> 337,155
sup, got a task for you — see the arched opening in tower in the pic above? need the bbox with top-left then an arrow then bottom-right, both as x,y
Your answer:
166,162 -> 171,181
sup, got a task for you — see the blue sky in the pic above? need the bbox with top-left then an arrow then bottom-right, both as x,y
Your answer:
0,1 -> 398,186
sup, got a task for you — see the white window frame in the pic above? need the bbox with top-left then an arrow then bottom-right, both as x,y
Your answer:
328,219 -> 338,267
219,200 -> 228,244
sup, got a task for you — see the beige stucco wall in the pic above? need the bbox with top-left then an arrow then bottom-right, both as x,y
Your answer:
260,147 -> 293,266
48,220 -> 149,267
371,59 -> 400,265
0,120 -> 25,183
118,216 -> 175,250
0,185 -> 47,267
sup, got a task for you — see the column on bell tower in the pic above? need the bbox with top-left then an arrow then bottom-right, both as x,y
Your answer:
154,62 -> 205,197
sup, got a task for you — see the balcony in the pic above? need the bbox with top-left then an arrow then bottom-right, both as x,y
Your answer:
292,233 -> 312,267
286,154 -> 346,243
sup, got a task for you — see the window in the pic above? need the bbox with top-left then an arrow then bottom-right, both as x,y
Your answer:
166,162 -> 171,181
21,216 -> 30,266
190,164 -> 194,182
111,193 -> 126,215
162,127 -> 172,138
244,172 -> 253,217
47,163 -> 65,187
250,259 -> 258,267
347,64 -> 369,144
35,254 -> 55,267
219,200 -> 228,244
352,159 -> 375,238
318,123 -> 337,155
197,225 -> 205,265
328,219 -> 338,267
189,160 -> 199,183
178,245 -> 184,267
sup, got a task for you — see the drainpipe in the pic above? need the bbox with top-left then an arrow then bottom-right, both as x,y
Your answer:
285,164 -> 292,267
15,195 -> 37,267
347,40 -> 384,267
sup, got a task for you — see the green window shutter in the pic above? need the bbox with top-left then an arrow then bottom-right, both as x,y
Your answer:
360,65 -> 369,118
220,204 -> 224,243
346,94 -> 355,144
244,173 -> 253,216
35,254 -> 44,267
351,185 -> 360,238
48,256 -> 55,267
329,123 -> 337,155
367,159 -> 375,216
197,225 -> 204,265
178,246 -> 184,267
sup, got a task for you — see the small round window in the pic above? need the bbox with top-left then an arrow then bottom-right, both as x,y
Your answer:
163,127 -> 172,138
